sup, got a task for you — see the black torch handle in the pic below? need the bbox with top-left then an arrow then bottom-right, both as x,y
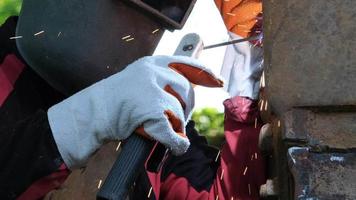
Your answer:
97,134 -> 154,200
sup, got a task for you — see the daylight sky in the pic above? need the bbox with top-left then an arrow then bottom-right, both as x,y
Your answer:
154,0 -> 230,112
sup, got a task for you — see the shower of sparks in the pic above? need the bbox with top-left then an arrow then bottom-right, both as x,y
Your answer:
152,29 -> 160,34
97,180 -> 103,189
125,38 -> 135,42
9,36 -> 23,40
147,187 -> 153,198
260,100 -> 264,111
115,141 -> 122,151
220,169 -> 224,180
34,30 -> 44,36
254,118 -> 257,128
215,151 -> 221,162
264,101 -> 268,111
243,166 -> 248,175
122,35 -> 131,40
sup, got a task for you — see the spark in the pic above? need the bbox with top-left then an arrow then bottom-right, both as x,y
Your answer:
216,195 -> 219,200
260,100 -> 264,111
254,118 -> 258,128
125,38 -> 135,42
121,35 -> 131,40
277,120 -> 281,127
243,166 -> 248,175
57,32 -> 61,37
251,154 -> 254,161
220,169 -> 224,180
226,13 -> 236,16
215,151 -> 221,162
97,180 -> 103,189
116,141 -> 122,151
248,184 -> 251,195
152,29 -> 160,34
264,101 -> 268,111
255,153 -> 258,159
9,36 -> 23,40
34,30 -> 44,36
231,197 -> 234,200
147,187 -> 153,198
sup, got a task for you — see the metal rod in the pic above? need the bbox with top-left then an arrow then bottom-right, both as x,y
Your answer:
203,35 -> 261,50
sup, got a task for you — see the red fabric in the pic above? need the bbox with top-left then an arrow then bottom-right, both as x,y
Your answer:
147,96 -> 266,199
215,96 -> 266,200
0,54 -> 25,106
17,164 -> 70,200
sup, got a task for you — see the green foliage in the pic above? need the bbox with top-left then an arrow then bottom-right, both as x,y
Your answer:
192,108 -> 225,147
0,0 -> 22,25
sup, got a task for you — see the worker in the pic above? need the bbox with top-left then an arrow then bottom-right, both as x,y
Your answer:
131,1 -> 266,199
0,13 -> 223,200
0,0 -> 265,199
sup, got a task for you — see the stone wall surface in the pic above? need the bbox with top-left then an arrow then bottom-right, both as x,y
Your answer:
264,1 -> 356,199
264,0 -> 356,115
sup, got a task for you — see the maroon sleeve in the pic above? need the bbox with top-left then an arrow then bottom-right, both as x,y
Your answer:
138,96 -> 266,200
0,16 -> 69,199
0,110 -> 69,199
211,96 -> 266,200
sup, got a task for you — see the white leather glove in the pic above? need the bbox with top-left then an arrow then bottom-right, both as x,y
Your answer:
220,32 -> 264,100
48,55 -> 223,169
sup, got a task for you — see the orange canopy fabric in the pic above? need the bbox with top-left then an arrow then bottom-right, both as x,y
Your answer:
215,0 -> 262,38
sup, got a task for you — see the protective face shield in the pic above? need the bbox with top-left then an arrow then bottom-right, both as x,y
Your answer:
16,0 -> 196,95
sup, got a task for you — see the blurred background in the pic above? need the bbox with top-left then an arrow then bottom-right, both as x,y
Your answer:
0,0 -> 22,25
0,0 -> 227,147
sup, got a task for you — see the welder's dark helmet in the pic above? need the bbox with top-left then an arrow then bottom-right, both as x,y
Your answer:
16,0 -> 196,95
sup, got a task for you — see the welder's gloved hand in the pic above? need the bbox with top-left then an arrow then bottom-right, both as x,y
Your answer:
48,55 -> 223,169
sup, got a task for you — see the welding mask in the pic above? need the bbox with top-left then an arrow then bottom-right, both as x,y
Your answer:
16,0 -> 196,95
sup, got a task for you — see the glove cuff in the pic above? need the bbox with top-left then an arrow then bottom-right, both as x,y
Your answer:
48,99 -> 102,169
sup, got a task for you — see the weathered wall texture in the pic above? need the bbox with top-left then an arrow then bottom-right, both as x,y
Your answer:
264,0 -> 356,115
45,142 -> 120,200
264,1 -> 356,199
